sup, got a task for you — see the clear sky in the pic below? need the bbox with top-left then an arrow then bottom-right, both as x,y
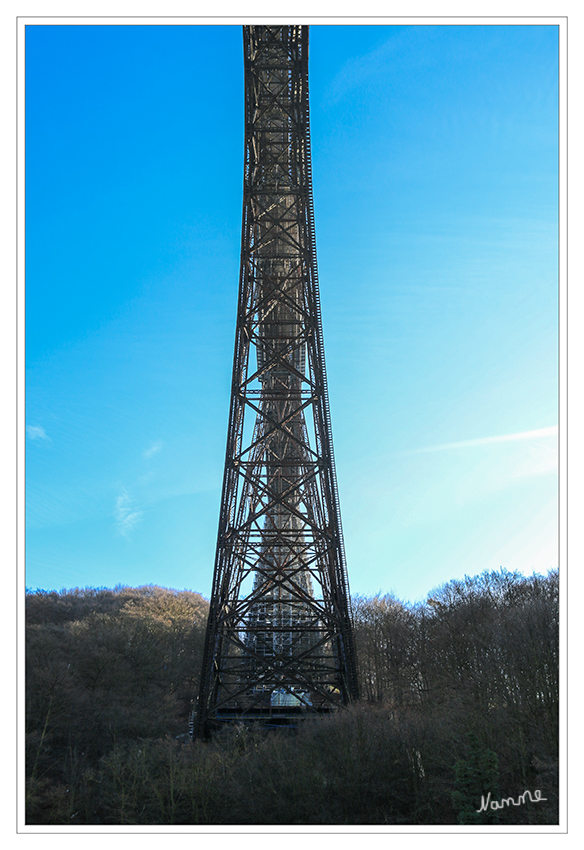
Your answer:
25,23 -> 559,603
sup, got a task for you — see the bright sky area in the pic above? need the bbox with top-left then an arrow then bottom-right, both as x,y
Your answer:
25,23 -> 558,603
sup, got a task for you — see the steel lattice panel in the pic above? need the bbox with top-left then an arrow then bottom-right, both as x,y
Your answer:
194,25 -> 358,736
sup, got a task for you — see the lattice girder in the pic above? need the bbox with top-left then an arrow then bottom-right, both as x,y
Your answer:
194,25 -> 358,736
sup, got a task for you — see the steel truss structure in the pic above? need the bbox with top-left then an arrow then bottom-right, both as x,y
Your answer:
194,25 -> 358,737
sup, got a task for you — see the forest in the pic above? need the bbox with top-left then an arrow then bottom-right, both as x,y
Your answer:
25,568 -> 559,826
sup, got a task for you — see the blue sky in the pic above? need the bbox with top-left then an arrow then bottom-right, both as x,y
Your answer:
25,23 -> 558,603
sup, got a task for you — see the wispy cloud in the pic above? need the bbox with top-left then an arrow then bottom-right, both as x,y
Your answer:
26,424 -> 50,441
114,488 -> 143,537
143,440 -> 163,459
327,31 -> 410,103
408,426 -> 557,455
327,28 -> 434,105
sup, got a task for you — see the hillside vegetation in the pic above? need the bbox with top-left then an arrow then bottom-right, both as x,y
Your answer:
25,569 -> 558,825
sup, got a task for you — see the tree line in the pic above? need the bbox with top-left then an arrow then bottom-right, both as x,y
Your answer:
25,568 -> 559,825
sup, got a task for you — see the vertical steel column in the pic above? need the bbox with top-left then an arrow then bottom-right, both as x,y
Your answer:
194,25 -> 358,737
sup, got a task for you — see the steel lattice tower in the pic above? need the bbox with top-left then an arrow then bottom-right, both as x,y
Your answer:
194,24 -> 358,737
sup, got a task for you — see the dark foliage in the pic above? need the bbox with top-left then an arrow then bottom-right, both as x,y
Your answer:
25,570 -> 559,825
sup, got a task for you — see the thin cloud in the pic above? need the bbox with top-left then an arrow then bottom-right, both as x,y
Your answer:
114,488 -> 143,537
408,426 -> 557,455
511,442 -> 557,479
143,440 -> 163,459
26,425 -> 51,441
327,31 -> 410,103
